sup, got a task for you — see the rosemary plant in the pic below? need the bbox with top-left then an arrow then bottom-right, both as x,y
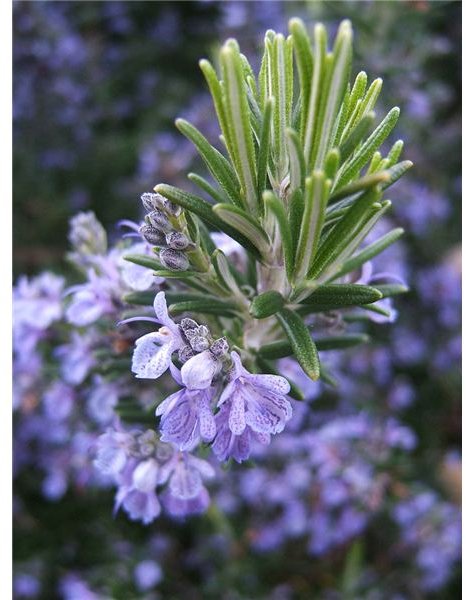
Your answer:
119,18 -> 411,462
126,18 -> 409,385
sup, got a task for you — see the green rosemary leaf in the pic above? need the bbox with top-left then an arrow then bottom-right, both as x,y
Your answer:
295,172 -> 331,280
329,170 -> 390,203
381,160 -> 413,189
289,188 -> 305,260
211,249 -> 245,298
372,283 -> 409,297
263,190 -> 294,280
313,20 -> 353,169
276,308 -> 320,380
176,118 -> 242,206
220,40 -> 258,214
168,299 -> 239,317
386,139 -> 404,166
250,290 -> 285,319
330,227 -> 404,280
188,173 -> 229,205
336,107 -> 400,190
258,333 -> 369,360
324,148 -> 340,180
286,127 -> 305,192
347,71 -> 368,118
199,58 -> 235,164
339,112 -> 375,163
213,203 -> 270,256
314,333 -> 370,350
256,97 -> 273,204
122,291 -> 155,305
309,187 -> 382,279
150,270 -> 198,279
303,23 -> 327,167
297,283 -> 383,312
123,254 -> 163,271
289,17 -> 313,137
197,220 -> 218,256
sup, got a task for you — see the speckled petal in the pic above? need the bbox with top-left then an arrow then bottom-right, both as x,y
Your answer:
228,393 -> 246,435
132,333 -> 174,379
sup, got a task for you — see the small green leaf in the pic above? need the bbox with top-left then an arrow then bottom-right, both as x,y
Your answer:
309,187 -> 381,279
176,118 -> 242,206
289,188 -> 305,258
303,23 -> 327,166
339,112 -> 375,163
373,283 -> 409,297
250,290 -> 285,319
289,18 -> 313,137
313,20 -> 352,169
169,299 -> 239,317
336,107 -> 400,190
295,172 -> 331,280
258,332 -> 369,359
150,270 -> 197,279
381,160 -> 413,189
220,41 -> 258,213
298,283 -> 382,313
286,127 -> 305,192
213,203 -> 270,256
386,139 -> 404,166
276,308 -> 320,380
212,249 -> 245,298
123,291 -> 155,305
188,173 -> 229,205
324,148 -> 340,180
329,170 -> 390,203
123,254 -> 163,271
330,227 -> 404,280
257,98 -> 273,203
263,191 -> 294,280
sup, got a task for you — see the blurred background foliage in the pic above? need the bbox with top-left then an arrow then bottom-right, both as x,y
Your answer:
13,1 -> 460,599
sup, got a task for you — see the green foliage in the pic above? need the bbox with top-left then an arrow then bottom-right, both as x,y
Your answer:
132,18 -> 412,383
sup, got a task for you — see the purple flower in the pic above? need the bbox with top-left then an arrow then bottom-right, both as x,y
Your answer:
159,452 -> 215,517
43,381 -> 75,422
219,352 -> 291,435
212,352 -> 292,462
134,560 -> 163,591
156,384 -> 216,451
131,292 -> 183,379
180,350 -> 222,390
55,331 -> 95,385
113,458 -> 161,524
65,269 -> 115,326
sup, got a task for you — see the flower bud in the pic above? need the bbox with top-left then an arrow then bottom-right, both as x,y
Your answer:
140,192 -> 162,212
147,210 -> 172,233
197,325 -> 210,338
160,196 -> 181,217
166,231 -> 190,250
210,337 -> 229,357
159,248 -> 189,271
178,345 -> 195,363
180,318 -> 198,332
132,458 -> 159,493
190,336 -> 210,353
139,224 -> 166,246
